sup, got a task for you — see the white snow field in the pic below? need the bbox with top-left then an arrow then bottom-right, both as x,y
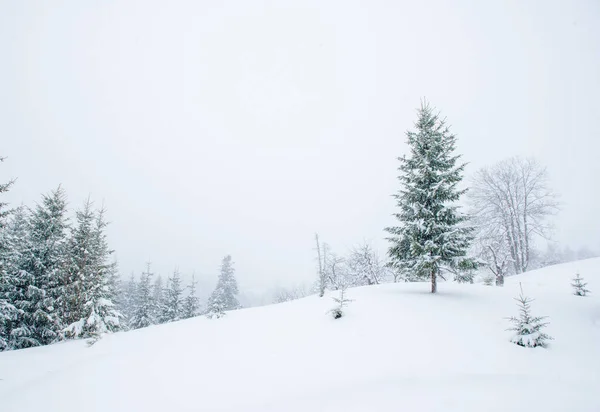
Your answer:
1,259 -> 599,412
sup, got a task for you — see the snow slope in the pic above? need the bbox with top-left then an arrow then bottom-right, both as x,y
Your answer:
1,258 -> 599,412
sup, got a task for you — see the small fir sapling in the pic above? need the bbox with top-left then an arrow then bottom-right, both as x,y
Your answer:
571,273 -> 591,297
507,284 -> 552,348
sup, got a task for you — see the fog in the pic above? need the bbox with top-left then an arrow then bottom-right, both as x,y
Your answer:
1,0 -> 599,293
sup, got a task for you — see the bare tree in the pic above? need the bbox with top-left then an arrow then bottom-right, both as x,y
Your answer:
272,284 -> 309,304
315,234 -> 326,297
324,251 -> 347,291
477,238 -> 511,286
469,157 -> 558,274
346,242 -> 388,286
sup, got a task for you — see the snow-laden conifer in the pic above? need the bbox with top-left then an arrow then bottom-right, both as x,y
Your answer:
206,255 -> 239,318
0,164 -> 17,350
63,206 -> 121,339
507,284 -> 552,348
329,280 -> 353,319
18,187 -> 69,346
151,275 -> 165,323
130,264 -> 156,329
571,273 -> 590,297
182,273 -> 200,319
385,101 -> 474,293
120,273 -> 138,329
1,207 -> 34,349
161,269 -> 184,323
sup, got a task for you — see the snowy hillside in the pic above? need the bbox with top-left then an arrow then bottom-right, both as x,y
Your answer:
1,259 -> 599,412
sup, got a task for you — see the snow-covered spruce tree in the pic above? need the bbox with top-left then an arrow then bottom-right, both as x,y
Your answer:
385,101 -> 474,293
1,207 -> 34,350
151,275 -> 165,324
571,273 -> 590,297
160,269 -> 184,323
329,281 -> 353,320
63,206 -> 121,340
130,264 -> 156,329
206,255 -> 240,319
0,160 -> 17,350
119,273 -> 138,329
182,273 -> 200,319
17,187 -> 70,346
507,284 -> 552,348
60,199 -> 95,330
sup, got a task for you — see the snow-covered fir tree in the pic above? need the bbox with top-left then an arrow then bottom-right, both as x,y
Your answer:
151,275 -> 165,323
182,273 -> 200,319
385,101 -> 474,293
130,264 -> 156,329
329,282 -> 353,320
60,199 -> 96,329
571,273 -> 590,297
0,207 -> 33,350
160,269 -> 184,323
17,187 -> 70,346
507,285 -> 552,348
63,205 -> 121,339
206,255 -> 240,318
0,162 -> 17,350
120,273 -> 138,329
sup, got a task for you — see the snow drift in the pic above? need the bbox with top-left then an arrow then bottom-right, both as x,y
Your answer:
1,258 -> 599,412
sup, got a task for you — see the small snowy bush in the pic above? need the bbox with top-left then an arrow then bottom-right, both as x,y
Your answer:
507,285 -> 552,348
482,274 -> 495,286
571,273 -> 590,297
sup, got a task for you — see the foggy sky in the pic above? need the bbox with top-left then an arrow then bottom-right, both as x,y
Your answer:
1,0 -> 599,292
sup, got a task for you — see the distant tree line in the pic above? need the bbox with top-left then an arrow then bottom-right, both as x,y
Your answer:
0,158 -> 240,351
1,99 -> 589,348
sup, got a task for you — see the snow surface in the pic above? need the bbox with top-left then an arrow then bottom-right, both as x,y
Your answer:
1,258 -> 600,412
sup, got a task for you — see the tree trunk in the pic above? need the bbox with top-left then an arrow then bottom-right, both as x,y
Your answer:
315,234 -> 324,298
496,274 -> 504,287
431,268 -> 437,293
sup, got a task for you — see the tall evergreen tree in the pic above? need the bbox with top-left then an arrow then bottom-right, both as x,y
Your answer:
130,263 -> 155,329
182,273 -> 200,319
161,269 -> 184,323
18,187 -> 69,345
60,199 -> 96,329
206,255 -> 239,318
120,272 -> 138,329
2,207 -> 34,349
151,275 -> 165,323
385,102 -> 474,293
0,160 -> 17,350
63,205 -> 121,339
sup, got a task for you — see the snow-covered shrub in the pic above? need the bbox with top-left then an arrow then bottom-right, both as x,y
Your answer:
507,285 -> 552,348
571,273 -> 590,297
482,274 -> 495,286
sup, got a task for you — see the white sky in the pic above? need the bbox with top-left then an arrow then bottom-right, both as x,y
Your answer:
1,0 -> 599,292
